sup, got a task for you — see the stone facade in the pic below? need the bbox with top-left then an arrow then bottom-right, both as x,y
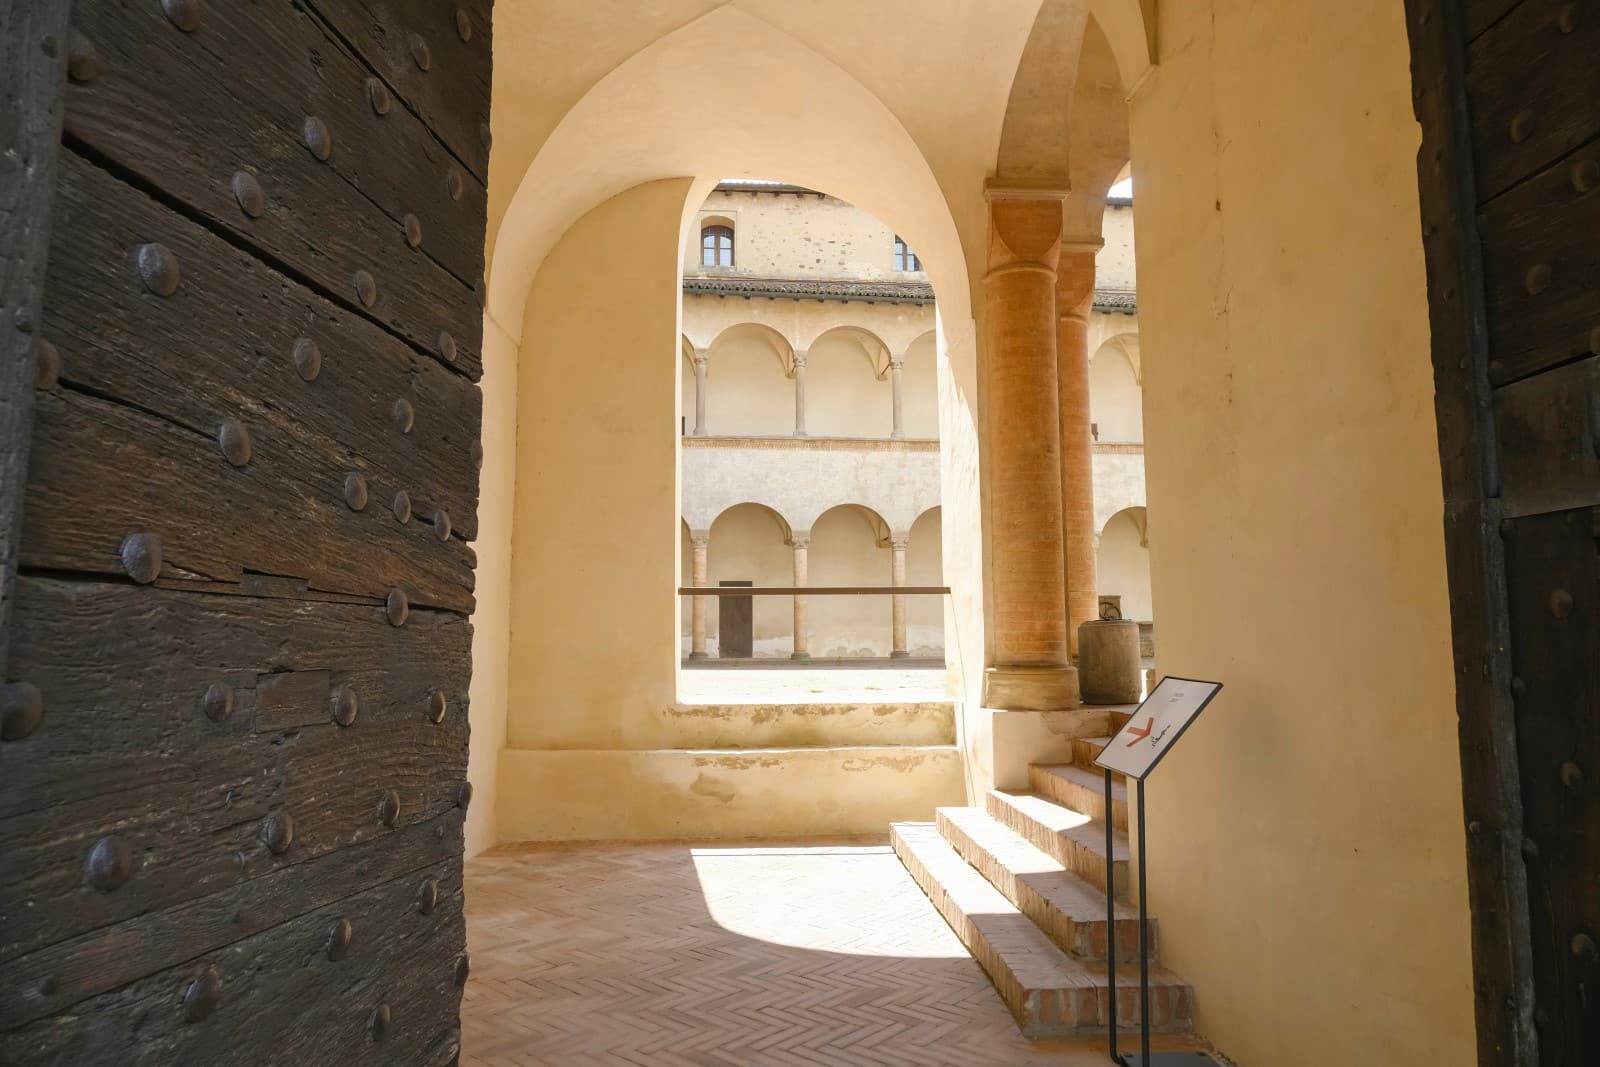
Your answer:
680,185 -> 1149,660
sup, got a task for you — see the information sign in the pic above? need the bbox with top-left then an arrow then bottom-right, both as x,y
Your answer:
1093,676 -> 1223,781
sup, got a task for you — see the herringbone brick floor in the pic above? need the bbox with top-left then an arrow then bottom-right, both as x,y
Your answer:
461,839 -> 1206,1066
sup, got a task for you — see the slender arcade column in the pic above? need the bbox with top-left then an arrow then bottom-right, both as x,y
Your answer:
790,533 -> 810,661
980,193 -> 1079,710
792,349 -> 808,437
688,532 -> 710,659
890,536 -> 910,658
1057,249 -> 1100,660
889,355 -> 906,439
692,349 -> 708,437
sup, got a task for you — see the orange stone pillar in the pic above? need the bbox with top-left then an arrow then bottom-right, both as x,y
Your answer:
980,194 -> 1078,710
1057,248 -> 1100,660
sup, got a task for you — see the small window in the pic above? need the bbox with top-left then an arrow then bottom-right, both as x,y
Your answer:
893,236 -> 921,272
701,225 -> 734,267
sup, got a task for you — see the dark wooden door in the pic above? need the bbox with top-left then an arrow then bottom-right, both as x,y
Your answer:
719,580 -> 753,658
1,1 -> 490,1063
1407,2 -> 1600,1064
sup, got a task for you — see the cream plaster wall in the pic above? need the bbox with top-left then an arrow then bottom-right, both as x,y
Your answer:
681,442 -> 941,536
685,187 -> 931,282
703,503 -> 794,655
1095,203 -> 1137,291
906,508 -> 946,656
507,179 -> 691,751
463,310 -> 518,858
1090,336 -> 1143,443
1128,2 -> 1473,1063
1096,506 -> 1150,622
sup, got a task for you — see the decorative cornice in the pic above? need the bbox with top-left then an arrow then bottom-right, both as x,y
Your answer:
683,276 -> 935,305
1093,289 -> 1137,315
684,275 -> 1138,315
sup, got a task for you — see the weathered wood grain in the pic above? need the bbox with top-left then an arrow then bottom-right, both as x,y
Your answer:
0,577 -> 471,821
1503,508 -> 1600,1063
1467,0 -> 1600,203
304,0 -> 493,185
21,386 -> 477,613
0,811 -> 459,1028
1493,355 -> 1600,517
43,148 -> 482,541
0,0 -> 71,683
1,704 -> 466,965
4,0 -> 488,1057
63,0 -> 487,368
0,850 -> 466,1066
1404,2 -> 1540,1063
1467,0 -> 1527,41
1477,140 -> 1600,385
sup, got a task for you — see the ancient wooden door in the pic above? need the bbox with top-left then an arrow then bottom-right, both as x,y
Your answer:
1,0 -> 490,1063
1408,2 -> 1599,1064
719,580 -> 754,658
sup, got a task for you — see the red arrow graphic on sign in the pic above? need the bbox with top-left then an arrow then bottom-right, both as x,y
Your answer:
1125,718 -> 1154,747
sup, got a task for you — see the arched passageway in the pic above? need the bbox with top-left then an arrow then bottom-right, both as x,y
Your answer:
1097,505 -> 1151,623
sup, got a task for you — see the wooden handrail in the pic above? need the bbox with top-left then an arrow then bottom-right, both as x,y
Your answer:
676,586 -> 950,596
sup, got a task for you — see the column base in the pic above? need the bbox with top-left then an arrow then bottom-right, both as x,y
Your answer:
981,665 -> 1080,711
790,652 -> 812,662
889,650 -> 911,659
687,651 -> 709,661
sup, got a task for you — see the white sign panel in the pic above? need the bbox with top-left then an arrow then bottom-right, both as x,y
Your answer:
1093,676 -> 1223,780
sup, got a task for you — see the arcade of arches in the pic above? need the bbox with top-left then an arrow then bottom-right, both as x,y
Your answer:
464,2 -> 1486,1064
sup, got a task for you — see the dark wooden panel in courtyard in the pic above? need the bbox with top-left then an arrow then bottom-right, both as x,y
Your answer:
1408,1 -> 1600,1064
719,580 -> 755,658
0,0 -> 490,1063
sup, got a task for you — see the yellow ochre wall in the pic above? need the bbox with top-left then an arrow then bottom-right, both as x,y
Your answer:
505,179 -> 693,751
1128,2 -> 1474,1064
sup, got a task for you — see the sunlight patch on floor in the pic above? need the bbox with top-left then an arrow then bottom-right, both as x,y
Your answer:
689,841 -> 969,959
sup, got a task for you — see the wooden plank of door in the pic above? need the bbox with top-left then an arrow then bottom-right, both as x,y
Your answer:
0,0 -> 71,683
1503,507 -> 1600,1062
1403,1 -> 1540,1062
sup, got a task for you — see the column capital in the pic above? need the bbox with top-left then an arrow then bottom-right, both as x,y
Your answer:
791,348 -> 808,370
1057,249 -> 1097,320
888,353 -> 906,371
689,531 -> 711,548
789,532 -> 811,550
889,535 -> 910,551
692,348 -> 708,368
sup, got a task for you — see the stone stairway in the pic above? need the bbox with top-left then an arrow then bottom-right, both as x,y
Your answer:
891,712 -> 1196,1038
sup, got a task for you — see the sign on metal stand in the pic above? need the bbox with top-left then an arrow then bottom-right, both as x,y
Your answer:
1094,676 -> 1226,1067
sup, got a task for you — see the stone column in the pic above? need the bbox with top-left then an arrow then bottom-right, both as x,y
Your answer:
889,355 -> 906,439
688,532 -> 710,659
890,535 -> 910,658
692,348 -> 708,437
1058,247 -> 1100,659
980,192 -> 1078,710
790,533 -> 810,661
792,348 -> 808,437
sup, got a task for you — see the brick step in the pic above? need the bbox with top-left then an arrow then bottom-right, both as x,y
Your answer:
891,822 -> 1193,1036
985,789 -> 1129,900
935,806 -> 1152,963
1070,735 -> 1114,772
1030,763 -> 1128,832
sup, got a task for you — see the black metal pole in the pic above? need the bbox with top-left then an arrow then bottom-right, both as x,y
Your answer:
1137,777 -> 1150,1064
1106,767 -> 1119,1064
